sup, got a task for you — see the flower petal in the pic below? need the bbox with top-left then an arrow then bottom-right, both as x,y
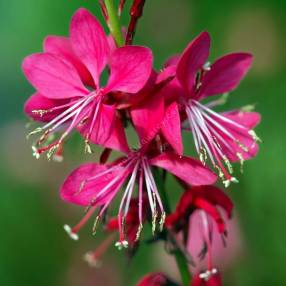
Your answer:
70,8 -> 110,86
136,273 -> 169,286
22,53 -> 89,99
78,103 -> 129,153
130,90 -> 164,146
24,92 -> 68,122
199,53 -> 253,97
105,46 -> 153,93
44,35 -> 94,87
103,111 -> 130,153
150,152 -> 217,186
161,102 -> 183,155
176,31 -> 211,93
194,198 -> 226,233
195,186 -> 233,218
60,162 -> 129,206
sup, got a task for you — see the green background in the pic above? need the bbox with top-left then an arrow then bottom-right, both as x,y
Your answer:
0,0 -> 285,285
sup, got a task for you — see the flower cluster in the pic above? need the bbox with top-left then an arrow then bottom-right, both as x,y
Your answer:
23,6 -> 261,286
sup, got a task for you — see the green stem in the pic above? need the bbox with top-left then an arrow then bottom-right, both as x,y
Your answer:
155,170 -> 191,286
104,0 -> 125,47
173,249 -> 191,286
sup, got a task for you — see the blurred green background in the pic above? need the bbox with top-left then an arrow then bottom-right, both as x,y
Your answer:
0,0 -> 285,285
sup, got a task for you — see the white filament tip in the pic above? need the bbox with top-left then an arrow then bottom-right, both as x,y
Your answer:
115,240 -> 128,250
63,224 -> 79,241
32,146 -> 40,159
83,252 -> 102,268
53,154 -> 63,163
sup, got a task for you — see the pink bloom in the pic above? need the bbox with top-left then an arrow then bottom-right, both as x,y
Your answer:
159,32 -> 261,187
136,272 -> 172,286
60,140 -> 217,247
166,186 -> 233,286
23,8 -> 152,159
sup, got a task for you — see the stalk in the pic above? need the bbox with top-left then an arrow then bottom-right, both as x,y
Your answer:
104,0 -> 125,46
155,170 -> 192,286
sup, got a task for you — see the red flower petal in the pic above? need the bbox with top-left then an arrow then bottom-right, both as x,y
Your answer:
24,92 -> 68,122
22,53 -> 89,99
131,90 -> 164,146
105,46 -> 153,94
199,53 -> 253,98
161,102 -> 183,155
44,35 -> 94,87
150,152 -> 217,186
177,32 -> 211,93
60,162 -> 130,206
70,8 -> 110,86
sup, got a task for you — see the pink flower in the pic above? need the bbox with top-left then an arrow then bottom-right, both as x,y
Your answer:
23,8 -> 152,159
60,139 -> 217,247
159,32 -> 261,187
166,186 -> 233,286
136,272 -> 172,286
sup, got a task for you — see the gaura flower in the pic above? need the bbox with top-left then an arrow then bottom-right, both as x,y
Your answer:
159,32 -> 261,187
60,139 -> 217,248
23,8 -> 152,159
166,186 -> 233,286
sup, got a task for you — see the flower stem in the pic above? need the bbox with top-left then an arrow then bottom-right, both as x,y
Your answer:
104,0 -> 125,47
155,169 -> 191,286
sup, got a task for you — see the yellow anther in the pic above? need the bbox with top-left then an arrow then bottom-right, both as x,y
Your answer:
92,216 -> 100,235
222,155 -> 233,174
248,130 -> 262,143
152,211 -> 158,235
235,139 -> 249,152
32,109 -> 49,117
199,147 -> 207,165
26,127 -> 42,139
240,104 -> 255,112
47,144 -> 59,161
159,212 -> 166,232
236,152 -> 244,173
135,223 -> 143,241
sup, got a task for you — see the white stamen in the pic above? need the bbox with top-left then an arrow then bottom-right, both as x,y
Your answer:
194,100 -> 247,130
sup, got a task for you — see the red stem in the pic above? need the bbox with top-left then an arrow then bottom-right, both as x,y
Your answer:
126,0 -> 146,45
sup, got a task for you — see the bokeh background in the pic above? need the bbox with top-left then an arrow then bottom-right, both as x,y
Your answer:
0,0 -> 285,285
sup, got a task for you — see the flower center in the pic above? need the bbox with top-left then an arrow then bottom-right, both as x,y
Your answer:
63,154 -> 166,248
